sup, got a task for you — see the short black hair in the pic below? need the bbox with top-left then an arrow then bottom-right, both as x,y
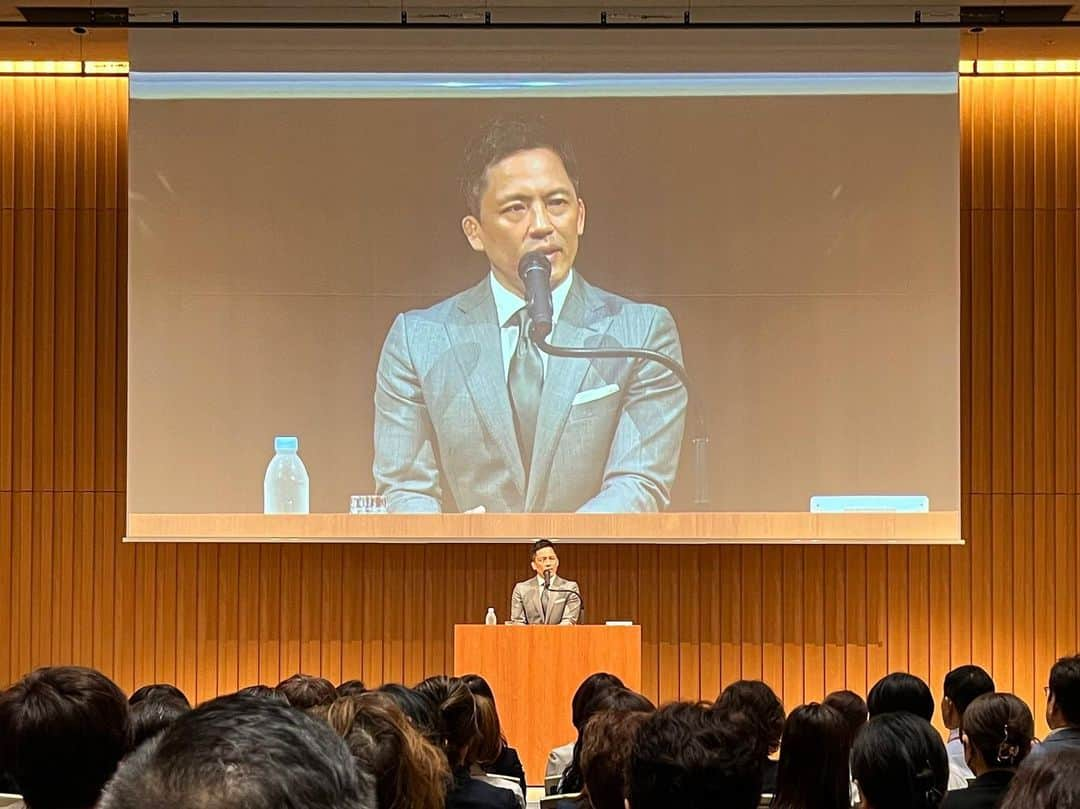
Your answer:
237,684 -> 290,703
943,665 -> 995,716
337,679 -> 368,698
627,702 -> 762,809
867,672 -> 935,722
0,666 -> 132,809
715,680 -> 786,753
851,712 -> 949,809
130,692 -> 191,749
462,117 -> 580,217
823,690 -> 868,744
99,694 -> 374,809
1049,655 -> 1080,726
375,684 -> 441,744
530,538 -> 557,561
129,684 -> 190,708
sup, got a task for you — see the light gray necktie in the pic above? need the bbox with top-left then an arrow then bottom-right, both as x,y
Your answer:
508,307 -> 543,472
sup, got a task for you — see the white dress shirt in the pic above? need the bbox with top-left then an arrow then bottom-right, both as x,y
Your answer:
489,269 -> 575,381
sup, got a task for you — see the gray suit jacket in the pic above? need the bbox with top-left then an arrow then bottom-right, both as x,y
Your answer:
509,576 -> 581,624
373,273 -> 687,513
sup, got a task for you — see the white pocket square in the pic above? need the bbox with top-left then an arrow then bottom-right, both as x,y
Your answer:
572,383 -> 620,407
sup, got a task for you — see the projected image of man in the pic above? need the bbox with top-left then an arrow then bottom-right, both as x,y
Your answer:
373,117 -> 687,513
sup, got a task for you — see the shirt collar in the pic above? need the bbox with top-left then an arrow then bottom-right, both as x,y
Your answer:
948,728 -> 961,743
490,269 -> 575,329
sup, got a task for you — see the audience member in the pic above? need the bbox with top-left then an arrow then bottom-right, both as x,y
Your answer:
237,683 -> 290,703
0,666 -> 132,809
941,666 -> 996,779
462,674 -> 527,796
276,673 -> 338,711
376,683 -> 442,744
941,693 -> 1034,809
338,679 -> 368,698
715,679 -> 786,794
579,709 -> 653,809
773,703 -> 852,809
323,692 -> 448,809
824,689 -> 868,746
852,711 -> 949,809
100,693 -> 373,809
414,675 -> 517,809
627,702 -> 762,809
867,672 -> 936,721
128,684 -> 191,748
557,687 -> 655,795
1038,654 -> 1080,755
545,672 -> 625,787
998,747 -> 1080,809
471,695 -> 525,808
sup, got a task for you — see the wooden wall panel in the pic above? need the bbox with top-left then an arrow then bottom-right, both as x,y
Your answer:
0,74 -> 1079,745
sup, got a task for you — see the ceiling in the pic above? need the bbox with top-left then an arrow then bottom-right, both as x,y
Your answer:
2,2 -> 1080,61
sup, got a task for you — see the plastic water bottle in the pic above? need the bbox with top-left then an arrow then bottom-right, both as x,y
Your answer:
485,607 -> 497,625
263,436 -> 309,514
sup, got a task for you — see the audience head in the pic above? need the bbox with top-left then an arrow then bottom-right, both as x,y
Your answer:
237,684 -> 290,703
99,693 -> 373,809
716,679 -> 786,755
0,665 -> 132,809
414,675 -> 478,768
774,703 -> 852,809
580,709 -> 653,809
561,686 -> 654,793
462,673 -> 507,753
471,694 -> 505,765
337,679 -> 368,698
571,672 -> 625,729
851,712 -> 949,809
999,747 -> 1080,809
824,689 -> 868,745
960,692 -> 1034,775
375,683 -> 441,744
276,673 -> 338,711
324,693 -> 448,809
867,672 -> 935,721
129,686 -> 191,748
627,702 -> 762,809
942,665 -> 995,729
1047,654 -> 1080,730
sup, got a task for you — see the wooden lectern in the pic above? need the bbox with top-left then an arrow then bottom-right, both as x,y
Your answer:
454,624 -> 641,786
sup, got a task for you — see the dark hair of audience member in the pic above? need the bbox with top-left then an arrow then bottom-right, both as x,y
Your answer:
579,709 -> 652,809
472,694 -> 505,766
867,672 -> 936,721
130,691 -> 191,748
943,665 -> 995,723
462,674 -> 506,747
716,680 -> 786,754
376,683 -> 442,744
560,687 -> 656,794
337,679 -> 368,698
851,712 -> 949,809
129,683 -> 190,708
773,703 -> 852,809
570,672 -> 625,729
960,693 -> 1034,771
276,673 -> 339,711
323,692 -> 448,809
414,675 -> 479,769
1048,654 -> 1080,726
0,666 -> 132,809
824,689 -> 869,745
237,684 -> 290,703
99,693 -> 373,809
627,702 -> 763,809
998,747 -> 1080,809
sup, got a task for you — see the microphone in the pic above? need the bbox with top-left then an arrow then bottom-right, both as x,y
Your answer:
543,569 -> 553,588
517,251 -> 554,341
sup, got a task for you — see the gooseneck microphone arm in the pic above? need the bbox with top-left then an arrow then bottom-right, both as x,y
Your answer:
516,250 -> 711,507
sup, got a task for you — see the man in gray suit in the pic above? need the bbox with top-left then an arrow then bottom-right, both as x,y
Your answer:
1033,655 -> 1080,756
509,540 -> 581,625
373,118 -> 687,513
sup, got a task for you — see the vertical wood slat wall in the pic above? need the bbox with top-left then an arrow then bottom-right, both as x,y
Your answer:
2,76 -> 1079,730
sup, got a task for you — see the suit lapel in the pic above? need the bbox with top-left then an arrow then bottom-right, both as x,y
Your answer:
446,279 -> 526,500
526,278 -> 613,510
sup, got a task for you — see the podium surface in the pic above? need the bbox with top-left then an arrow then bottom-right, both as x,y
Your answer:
454,624 -> 641,786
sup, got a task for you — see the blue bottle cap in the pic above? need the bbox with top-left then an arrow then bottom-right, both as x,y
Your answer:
274,436 -> 299,452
